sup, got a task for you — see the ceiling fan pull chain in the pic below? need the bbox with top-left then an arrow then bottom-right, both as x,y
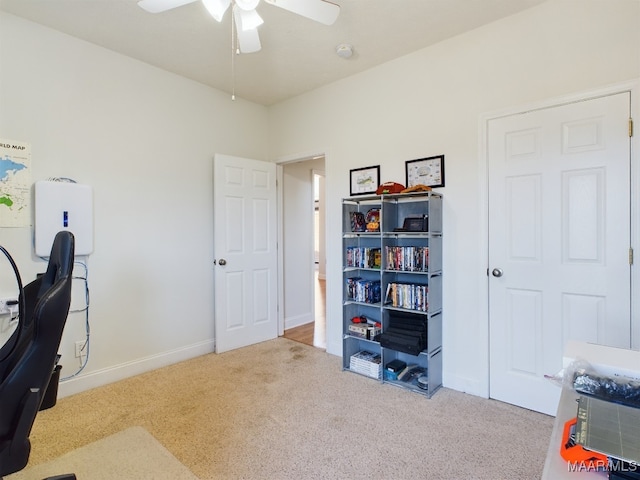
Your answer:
231,3 -> 236,101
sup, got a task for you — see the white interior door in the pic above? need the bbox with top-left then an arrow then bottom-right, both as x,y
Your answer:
213,154 -> 278,353
488,92 -> 631,415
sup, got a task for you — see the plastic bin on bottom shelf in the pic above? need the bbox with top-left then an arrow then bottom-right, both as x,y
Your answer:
382,349 -> 442,397
343,335 -> 381,378
349,350 -> 382,379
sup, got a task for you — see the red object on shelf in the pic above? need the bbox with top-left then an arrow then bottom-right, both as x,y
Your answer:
560,417 -> 608,465
376,182 -> 405,195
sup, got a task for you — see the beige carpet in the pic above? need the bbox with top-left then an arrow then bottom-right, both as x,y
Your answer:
6,426 -> 197,480
16,338 -> 554,479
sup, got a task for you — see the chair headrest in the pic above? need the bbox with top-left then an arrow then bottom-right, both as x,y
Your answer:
37,231 -> 75,298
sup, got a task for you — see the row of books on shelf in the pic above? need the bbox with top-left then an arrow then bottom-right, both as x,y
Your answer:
385,246 -> 429,272
345,247 -> 381,269
346,278 -> 381,304
384,282 -> 428,312
345,278 -> 430,311
344,246 -> 430,272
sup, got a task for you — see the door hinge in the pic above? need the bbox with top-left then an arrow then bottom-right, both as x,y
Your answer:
630,247 -> 634,265
630,118 -> 634,137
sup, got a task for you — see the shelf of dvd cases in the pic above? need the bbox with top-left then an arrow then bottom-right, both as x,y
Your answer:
342,192 -> 442,398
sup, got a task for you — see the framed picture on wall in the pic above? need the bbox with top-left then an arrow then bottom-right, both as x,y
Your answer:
405,155 -> 445,188
350,165 -> 380,196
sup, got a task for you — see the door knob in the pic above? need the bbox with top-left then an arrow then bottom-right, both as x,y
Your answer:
491,268 -> 503,277
218,258 -> 227,266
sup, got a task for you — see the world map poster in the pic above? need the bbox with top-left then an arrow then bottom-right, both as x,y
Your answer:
0,139 -> 31,227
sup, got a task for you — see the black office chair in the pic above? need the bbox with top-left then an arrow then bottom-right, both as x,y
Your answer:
0,231 -> 76,479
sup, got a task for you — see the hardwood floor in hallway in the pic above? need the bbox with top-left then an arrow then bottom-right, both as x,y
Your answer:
283,271 -> 326,349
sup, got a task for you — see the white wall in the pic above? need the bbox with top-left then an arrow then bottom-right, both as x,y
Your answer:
282,157 -> 324,329
0,12 -> 269,397
268,0 -> 640,396
317,172 -> 326,280
1,0 -> 638,401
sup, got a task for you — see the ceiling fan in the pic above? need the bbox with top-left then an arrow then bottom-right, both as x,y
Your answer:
137,0 -> 340,54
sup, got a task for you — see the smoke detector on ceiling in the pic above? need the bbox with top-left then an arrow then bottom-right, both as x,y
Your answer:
336,44 -> 354,59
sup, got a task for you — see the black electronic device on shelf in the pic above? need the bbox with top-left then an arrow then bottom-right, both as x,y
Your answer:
379,311 -> 427,356
394,215 -> 428,232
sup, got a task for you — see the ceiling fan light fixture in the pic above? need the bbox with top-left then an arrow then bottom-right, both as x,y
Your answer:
202,0 -> 231,22
236,7 -> 264,31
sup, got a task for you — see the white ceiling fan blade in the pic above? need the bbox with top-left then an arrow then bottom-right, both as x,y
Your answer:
202,0 -> 231,22
236,26 -> 262,53
137,0 -> 198,14
235,0 -> 260,11
236,8 -> 264,30
234,8 -> 262,53
264,0 -> 340,26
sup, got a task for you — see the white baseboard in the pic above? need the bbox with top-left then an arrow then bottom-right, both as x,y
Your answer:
57,339 -> 215,399
443,372 -> 487,398
326,338 -> 341,357
284,313 -> 313,330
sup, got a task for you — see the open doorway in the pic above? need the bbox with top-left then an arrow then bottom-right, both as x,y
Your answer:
281,159 -> 326,349
312,171 -> 326,348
